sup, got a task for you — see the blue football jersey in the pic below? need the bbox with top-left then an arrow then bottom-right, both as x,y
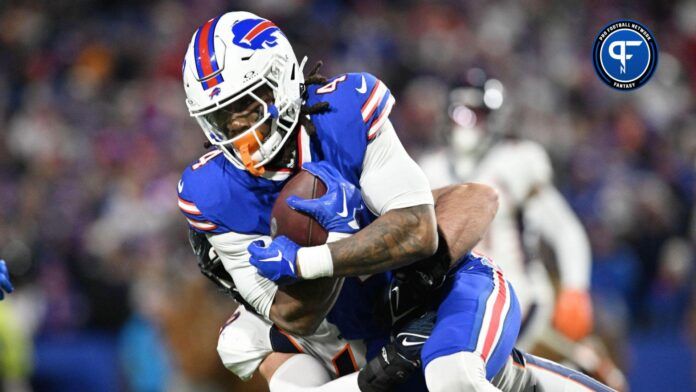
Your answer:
177,72 -> 396,339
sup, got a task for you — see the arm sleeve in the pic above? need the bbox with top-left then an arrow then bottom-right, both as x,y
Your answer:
524,185 -> 591,290
208,232 -> 278,318
359,119 -> 434,216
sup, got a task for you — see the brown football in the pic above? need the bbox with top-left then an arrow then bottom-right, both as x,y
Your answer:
271,170 -> 328,246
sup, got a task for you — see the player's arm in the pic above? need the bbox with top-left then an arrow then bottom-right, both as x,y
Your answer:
208,232 -> 343,335
233,181 -> 495,333
525,184 -> 591,292
324,181 -> 498,277
432,183 -> 499,266
311,121 -> 500,277
250,120 -> 498,282
524,183 -> 593,340
301,119 -> 439,278
322,206 -> 437,277
269,278 -> 343,336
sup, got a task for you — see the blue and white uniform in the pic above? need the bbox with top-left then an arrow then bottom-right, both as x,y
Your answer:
423,252 -> 521,379
178,73 -> 520,384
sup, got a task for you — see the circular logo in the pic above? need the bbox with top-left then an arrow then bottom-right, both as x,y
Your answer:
592,20 -> 658,90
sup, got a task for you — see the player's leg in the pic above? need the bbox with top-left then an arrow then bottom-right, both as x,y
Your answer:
217,307 -> 275,381
217,307 -> 346,390
491,347 -> 617,392
266,353 -> 362,392
521,350 -> 616,392
421,254 -> 522,392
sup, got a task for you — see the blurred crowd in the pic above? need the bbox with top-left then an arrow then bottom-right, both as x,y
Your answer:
0,0 -> 693,390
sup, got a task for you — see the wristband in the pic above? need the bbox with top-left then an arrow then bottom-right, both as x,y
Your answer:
297,244 -> 334,279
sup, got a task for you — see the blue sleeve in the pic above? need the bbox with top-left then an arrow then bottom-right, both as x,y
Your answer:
307,72 -> 396,184
177,152 -> 233,234
177,151 -> 277,235
354,73 -> 396,141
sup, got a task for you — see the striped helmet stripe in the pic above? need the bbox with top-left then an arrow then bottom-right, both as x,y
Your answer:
194,16 -> 224,90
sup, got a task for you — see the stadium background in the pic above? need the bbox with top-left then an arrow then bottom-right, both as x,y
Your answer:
0,0 -> 694,390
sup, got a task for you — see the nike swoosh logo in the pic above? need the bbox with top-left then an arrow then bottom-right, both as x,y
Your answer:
396,333 -> 429,347
400,338 -> 426,347
396,332 -> 430,340
356,76 -> 367,93
260,251 -> 283,263
178,180 -> 184,193
337,186 -> 349,218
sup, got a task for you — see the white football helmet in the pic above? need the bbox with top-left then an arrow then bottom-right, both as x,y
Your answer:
182,11 -> 304,175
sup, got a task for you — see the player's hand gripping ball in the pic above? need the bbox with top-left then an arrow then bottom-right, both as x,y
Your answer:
248,236 -> 301,285
0,259 -> 14,300
250,162 -> 366,284
286,161 -> 366,235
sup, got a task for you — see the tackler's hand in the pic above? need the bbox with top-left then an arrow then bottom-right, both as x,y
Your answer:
248,236 -> 301,285
0,259 -> 14,300
553,288 -> 593,341
286,161 -> 367,235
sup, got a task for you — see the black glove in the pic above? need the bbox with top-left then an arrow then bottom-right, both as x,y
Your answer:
358,311 -> 437,392
374,239 -> 450,330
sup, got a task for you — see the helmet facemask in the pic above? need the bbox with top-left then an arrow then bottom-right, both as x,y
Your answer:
192,54 -> 301,176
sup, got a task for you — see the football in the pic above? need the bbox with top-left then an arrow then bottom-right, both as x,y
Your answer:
271,170 -> 328,246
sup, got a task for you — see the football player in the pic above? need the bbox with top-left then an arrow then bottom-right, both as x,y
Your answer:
178,11 -> 517,392
178,12 -> 614,392
418,69 -> 625,389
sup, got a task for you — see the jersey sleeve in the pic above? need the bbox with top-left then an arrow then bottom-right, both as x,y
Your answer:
177,151 -> 275,235
307,72 -> 397,185
208,232 -> 278,318
360,119 -> 434,215
357,73 -> 396,141
177,155 -> 232,234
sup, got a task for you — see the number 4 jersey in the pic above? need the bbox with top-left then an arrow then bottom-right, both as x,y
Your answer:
177,72 -> 433,341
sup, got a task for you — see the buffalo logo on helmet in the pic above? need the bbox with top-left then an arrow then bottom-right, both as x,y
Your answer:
231,18 -> 282,50
209,86 -> 221,99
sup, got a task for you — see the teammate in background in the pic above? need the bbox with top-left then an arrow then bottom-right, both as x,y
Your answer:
418,69 -> 626,389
